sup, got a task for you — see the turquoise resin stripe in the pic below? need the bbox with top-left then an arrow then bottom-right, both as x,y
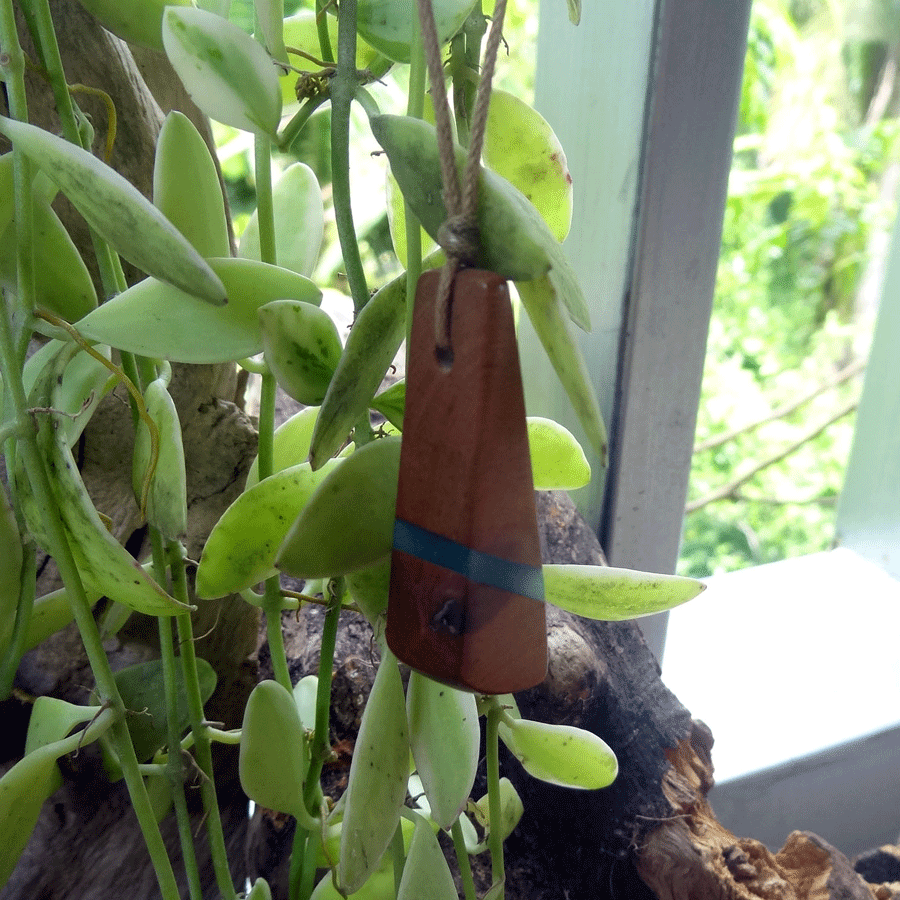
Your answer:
393,518 -> 545,602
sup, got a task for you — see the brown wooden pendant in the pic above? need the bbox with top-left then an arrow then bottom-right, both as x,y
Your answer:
386,268 -> 547,694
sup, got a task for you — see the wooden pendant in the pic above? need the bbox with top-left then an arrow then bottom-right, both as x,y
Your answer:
386,268 -> 547,694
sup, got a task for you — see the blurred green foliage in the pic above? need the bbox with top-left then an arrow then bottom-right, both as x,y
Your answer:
679,0 -> 900,577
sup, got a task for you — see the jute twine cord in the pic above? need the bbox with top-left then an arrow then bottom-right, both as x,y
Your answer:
414,0 -> 509,365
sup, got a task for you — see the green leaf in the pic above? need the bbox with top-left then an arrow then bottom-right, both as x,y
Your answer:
154,111 -> 231,259
370,381 -> 405,431
369,115 -> 590,330
114,658 -> 217,762
0,712 -> 114,887
354,0 -> 475,64
196,458 -> 341,599
464,778 -> 524,853
0,116 -> 225,304
528,417 -> 590,489
339,649 -> 409,894
544,564 -> 706,620
255,0 -> 287,62
24,697 -> 102,758
396,814 -> 458,900
245,406 -> 319,489
239,163 -> 324,277
277,438 -> 401,579
345,559 -> 391,629
498,715 -> 617,790
246,878 -> 273,900
309,267 -> 411,470
73,0 -> 193,50
292,675 -> 318,729
0,744 -> 72,886
240,680 -> 309,818
483,90 -> 573,243
0,197 -> 97,321
406,674 -> 479,830
162,7 -> 282,138
259,300 -> 343,406
517,275 -> 608,462
76,257 -> 321,364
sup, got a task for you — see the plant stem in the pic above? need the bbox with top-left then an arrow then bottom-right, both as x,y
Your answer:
21,0 -> 79,140
279,94 -> 327,153
462,3 -> 487,133
169,541 -> 238,900
251,128 -> 294,695
390,821 -> 406,896
315,0 -> 334,63
1,0 -> 35,343
254,133 -> 277,267
0,544 -> 36,698
331,0 -> 369,314
451,818 -> 478,900
257,369 -> 293,693
289,823 -> 321,900
153,529 -> 204,900
403,11 -> 426,344
449,32 -> 470,145
158,610 -> 204,900
302,578 -> 343,812
485,704 -> 505,897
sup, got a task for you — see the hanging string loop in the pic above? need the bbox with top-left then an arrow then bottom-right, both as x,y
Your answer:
414,0 -> 509,366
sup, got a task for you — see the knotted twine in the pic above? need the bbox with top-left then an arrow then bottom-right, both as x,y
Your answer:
413,0 -> 509,366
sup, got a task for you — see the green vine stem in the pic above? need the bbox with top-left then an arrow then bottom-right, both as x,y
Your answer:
169,540 -> 238,900
259,370 -> 293,693
152,529 -> 204,900
303,577 -> 343,812
1,0 -> 35,365
0,544 -> 36,698
20,0 -> 79,141
315,0 -> 335,64
331,0 -> 370,314
287,579 -> 342,900
449,31 -> 469,145
404,11 -> 426,343
390,821 -> 407,896
279,94 -> 328,154
250,122 -> 294,695
451,817 -> 478,900
485,703 -> 505,898
459,4 -> 487,145
253,132 -> 277,267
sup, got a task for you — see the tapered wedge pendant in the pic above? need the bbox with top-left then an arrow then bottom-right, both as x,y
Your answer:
386,268 -> 547,694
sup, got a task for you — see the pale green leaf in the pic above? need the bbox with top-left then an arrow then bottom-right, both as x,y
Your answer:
163,7 -> 282,138
499,715 -> 617,789
544,564 -> 706,621
0,116 -> 225,304
76,257 -> 320,364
